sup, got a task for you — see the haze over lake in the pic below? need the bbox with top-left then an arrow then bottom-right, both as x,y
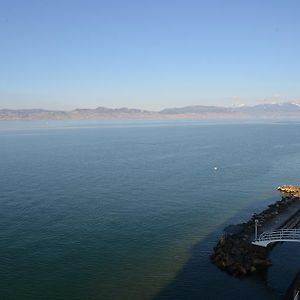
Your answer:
1,119 -> 300,299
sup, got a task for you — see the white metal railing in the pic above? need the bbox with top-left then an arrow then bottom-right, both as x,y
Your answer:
252,228 -> 300,247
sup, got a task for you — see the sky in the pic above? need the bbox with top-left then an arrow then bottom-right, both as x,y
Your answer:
0,0 -> 300,111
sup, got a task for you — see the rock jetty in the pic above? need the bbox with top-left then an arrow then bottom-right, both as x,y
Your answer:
211,185 -> 300,276
278,185 -> 300,197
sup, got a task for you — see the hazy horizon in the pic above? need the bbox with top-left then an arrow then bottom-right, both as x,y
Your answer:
2,100 -> 300,112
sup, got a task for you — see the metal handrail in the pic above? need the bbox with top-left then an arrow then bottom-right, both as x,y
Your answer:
255,229 -> 300,242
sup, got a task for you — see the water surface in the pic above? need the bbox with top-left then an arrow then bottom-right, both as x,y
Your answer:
1,119 -> 300,299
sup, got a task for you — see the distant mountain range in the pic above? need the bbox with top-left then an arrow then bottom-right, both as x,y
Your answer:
160,102 -> 300,114
1,102 -> 300,120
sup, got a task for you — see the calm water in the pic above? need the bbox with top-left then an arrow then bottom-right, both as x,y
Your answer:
1,119 -> 300,300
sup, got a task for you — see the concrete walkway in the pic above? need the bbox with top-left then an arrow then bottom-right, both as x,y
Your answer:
256,199 -> 300,238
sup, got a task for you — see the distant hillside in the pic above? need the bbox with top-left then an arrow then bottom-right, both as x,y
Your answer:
0,109 -> 68,120
160,105 -> 229,114
0,107 -> 158,121
1,102 -> 300,120
160,102 -> 300,114
233,102 -> 300,113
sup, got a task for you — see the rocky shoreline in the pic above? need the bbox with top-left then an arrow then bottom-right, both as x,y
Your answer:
210,185 -> 300,276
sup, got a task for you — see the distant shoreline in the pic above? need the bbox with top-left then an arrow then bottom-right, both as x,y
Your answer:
1,102 -> 300,121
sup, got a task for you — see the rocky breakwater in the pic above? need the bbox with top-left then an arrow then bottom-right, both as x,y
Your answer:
210,221 -> 270,276
278,185 -> 300,197
210,185 -> 300,276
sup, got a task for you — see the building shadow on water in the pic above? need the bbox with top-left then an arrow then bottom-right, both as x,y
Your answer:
153,198 -> 283,300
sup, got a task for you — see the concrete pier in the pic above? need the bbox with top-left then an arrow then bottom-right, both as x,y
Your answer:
211,186 -> 300,276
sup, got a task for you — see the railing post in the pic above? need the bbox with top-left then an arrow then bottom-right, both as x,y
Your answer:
255,219 -> 258,241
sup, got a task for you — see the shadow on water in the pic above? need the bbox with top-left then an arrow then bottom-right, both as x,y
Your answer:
153,197 -> 285,300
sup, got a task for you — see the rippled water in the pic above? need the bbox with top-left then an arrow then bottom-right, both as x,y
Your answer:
1,119 -> 300,300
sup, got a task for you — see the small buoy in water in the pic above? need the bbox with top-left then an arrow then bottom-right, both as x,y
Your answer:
214,167 -> 218,170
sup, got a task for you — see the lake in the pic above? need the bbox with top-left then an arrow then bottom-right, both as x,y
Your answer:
1,119 -> 300,299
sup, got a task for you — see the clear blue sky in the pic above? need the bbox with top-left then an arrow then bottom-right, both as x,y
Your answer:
1,0 -> 300,110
